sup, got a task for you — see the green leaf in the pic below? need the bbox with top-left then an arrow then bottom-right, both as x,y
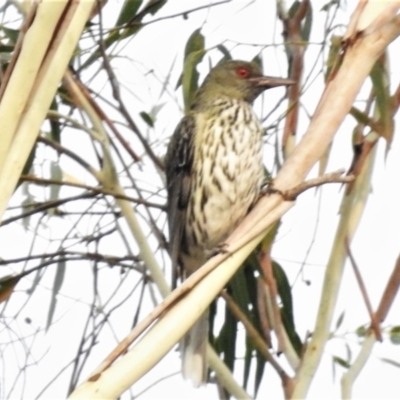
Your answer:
356,325 -> 368,338
335,311 -> 345,332
82,0 -> 167,69
273,261 -> 302,354
21,144 -> 36,176
184,28 -> 204,59
321,0 -> 340,12
254,350 -> 266,396
333,355 -> 350,369
0,45 -> 14,54
140,111 -> 154,127
302,1 -> 313,42
49,99 -> 61,143
46,259 -> 66,331
381,357 -> 400,368
236,257 -> 267,392
216,44 -> 232,61
251,54 -> 263,70
50,162 -> 62,202
1,26 -> 19,44
370,55 -> 394,144
181,29 -> 205,110
389,326 -> 400,344
116,0 -> 143,26
230,267 -> 252,313
21,194 -> 34,230
141,0 -> 167,17
215,296 -> 238,372
345,343 -> 352,366
243,338 -> 253,390
325,35 -> 342,81
288,0 -> 312,42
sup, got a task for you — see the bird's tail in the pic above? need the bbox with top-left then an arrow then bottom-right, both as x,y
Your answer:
181,310 -> 209,387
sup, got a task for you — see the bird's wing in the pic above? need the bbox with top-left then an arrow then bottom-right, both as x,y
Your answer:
165,115 -> 196,287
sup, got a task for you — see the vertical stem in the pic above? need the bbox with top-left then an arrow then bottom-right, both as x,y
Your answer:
290,145 -> 376,398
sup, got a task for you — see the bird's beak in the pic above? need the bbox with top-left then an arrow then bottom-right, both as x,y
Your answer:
248,76 -> 296,88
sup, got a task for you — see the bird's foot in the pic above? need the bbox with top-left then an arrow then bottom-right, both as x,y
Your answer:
260,179 -> 285,198
206,242 -> 230,259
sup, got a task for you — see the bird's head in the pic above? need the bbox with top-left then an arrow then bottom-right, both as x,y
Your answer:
194,60 -> 294,107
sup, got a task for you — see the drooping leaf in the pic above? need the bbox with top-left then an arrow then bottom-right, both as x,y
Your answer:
215,294 -> 238,372
325,35 -> 342,82
356,325 -> 368,338
140,111 -> 154,127
20,143 -> 36,179
180,29 -> 205,110
116,0 -> 143,26
333,355 -> 350,369
243,337 -> 253,390
288,0 -> 313,42
370,54 -> 394,145
251,54 -> 263,70
21,194 -> 34,230
50,162 -> 62,202
46,259 -> 66,331
381,357 -> 400,368
273,261 -> 302,354
389,326 -> 400,345
321,0 -> 340,13
216,44 -> 232,61
254,349 -> 266,396
302,1 -> 313,42
49,99 -> 61,144
1,26 -> 19,43
335,311 -> 345,332
345,343 -> 352,366
82,0 -> 167,69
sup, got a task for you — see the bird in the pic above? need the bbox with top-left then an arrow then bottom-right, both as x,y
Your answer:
165,59 -> 294,387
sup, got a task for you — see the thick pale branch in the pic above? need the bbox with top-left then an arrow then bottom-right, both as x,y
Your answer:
0,0 -> 95,221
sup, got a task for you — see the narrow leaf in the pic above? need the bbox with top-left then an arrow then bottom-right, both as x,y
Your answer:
370,55 -> 394,144
381,357 -> 400,368
140,111 -> 154,127
116,0 -> 143,26
335,311 -> 345,331
46,259 -> 66,331
273,261 -> 302,354
50,162 -> 62,202
389,326 -> 400,345
333,355 -> 350,369
181,29 -> 205,110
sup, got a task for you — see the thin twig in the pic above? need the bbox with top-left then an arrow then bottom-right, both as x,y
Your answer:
0,193 -> 97,227
345,237 -> 382,341
375,252 -> 400,322
20,175 -> 165,210
96,16 -> 163,171
275,169 -> 354,200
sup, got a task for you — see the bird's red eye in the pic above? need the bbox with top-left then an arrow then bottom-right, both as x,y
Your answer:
236,67 -> 250,79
